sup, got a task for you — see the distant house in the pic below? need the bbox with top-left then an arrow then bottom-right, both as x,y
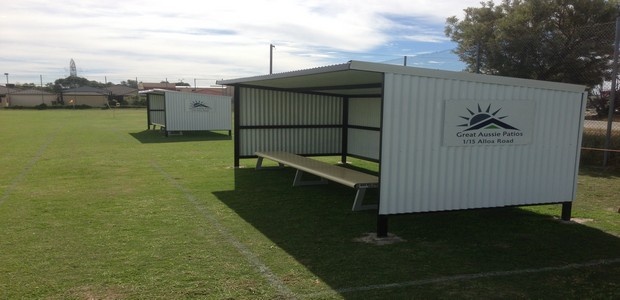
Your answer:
0,85 -> 16,107
105,85 -> 138,103
138,82 -> 177,91
9,89 -> 58,107
62,86 -> 110,107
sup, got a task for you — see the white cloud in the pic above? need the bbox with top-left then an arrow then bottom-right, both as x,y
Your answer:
403,34 -> 450,43
0,0 -> 479,85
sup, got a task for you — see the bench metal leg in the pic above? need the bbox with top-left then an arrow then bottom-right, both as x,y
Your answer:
352,188 -> 378,211
292,170 -> 328,186
256,157 -> 284,170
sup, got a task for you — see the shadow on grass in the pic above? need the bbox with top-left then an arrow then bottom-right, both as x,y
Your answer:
213,167 -> 620,297
129,130 -> 231,143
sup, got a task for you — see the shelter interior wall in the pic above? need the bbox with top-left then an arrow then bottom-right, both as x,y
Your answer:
238,87 -> 342,156
347,97 -> 381,160
148,95 -> 166,126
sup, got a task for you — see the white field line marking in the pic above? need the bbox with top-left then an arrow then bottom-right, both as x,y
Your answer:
151,162 -> 296,299
303,257 -> 620,298
0,128 -> 60,206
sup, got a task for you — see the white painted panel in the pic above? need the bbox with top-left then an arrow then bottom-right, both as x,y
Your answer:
347,128 -> 380,160
349,97 -> 381,127
347,97 -> 381,160
379,73 -> 585,215
163,92 -> 232,131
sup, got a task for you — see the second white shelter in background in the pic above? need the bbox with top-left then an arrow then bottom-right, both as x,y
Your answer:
144,89 -> 232,136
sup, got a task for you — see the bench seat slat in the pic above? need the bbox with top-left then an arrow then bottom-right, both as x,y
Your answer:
255,151 -> 378,188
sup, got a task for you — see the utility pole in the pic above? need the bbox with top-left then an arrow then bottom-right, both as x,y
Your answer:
40,75 -> 44,104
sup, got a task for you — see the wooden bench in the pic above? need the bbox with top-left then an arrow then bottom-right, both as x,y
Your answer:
255,151 -> 378,211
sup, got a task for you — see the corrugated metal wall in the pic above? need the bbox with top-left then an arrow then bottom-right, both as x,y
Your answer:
379,73 -> 585,215
149,94 -> 166,126
348,97 -> 381,160
240,128 -> 341,155
238,87 -> 342,156
164,92 -> 231,131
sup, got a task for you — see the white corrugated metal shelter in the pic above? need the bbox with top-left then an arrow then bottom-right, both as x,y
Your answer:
217,61 -> 586,236
145,89 -> 232,136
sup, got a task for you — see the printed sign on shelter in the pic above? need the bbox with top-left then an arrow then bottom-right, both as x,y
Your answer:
443,100 -> 535,146
186,99 -> 213,112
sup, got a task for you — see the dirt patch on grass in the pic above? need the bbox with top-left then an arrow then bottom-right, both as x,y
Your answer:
353,232 -> 406,245
557,217 -> 595,225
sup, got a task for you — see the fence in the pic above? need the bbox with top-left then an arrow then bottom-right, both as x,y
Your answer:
569,21 -> 619,167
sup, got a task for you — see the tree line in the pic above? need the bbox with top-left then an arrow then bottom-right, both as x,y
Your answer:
9,77 -> 191,93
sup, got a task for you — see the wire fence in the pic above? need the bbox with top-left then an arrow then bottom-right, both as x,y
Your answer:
569,21 -> 619,166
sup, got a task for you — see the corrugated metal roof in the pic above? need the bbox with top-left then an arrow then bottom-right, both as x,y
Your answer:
139,82 -> 177,90
63,86 -> 110,95
217,60 -> 585,96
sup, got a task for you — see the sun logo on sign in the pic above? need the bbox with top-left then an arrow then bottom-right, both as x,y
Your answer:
458,104 -> 519,131
190,100 -> 211,111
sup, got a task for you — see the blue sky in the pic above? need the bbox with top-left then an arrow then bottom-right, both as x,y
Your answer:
0,0 -> 482,87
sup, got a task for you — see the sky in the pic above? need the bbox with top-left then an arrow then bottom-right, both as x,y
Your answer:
0,0 -> 482,87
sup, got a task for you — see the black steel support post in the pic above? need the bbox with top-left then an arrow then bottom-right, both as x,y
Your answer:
146,94 -> 151,130
561,202 -> 572,221
233,86 -> 241,167
377,214 -> 388,237
341,96 -> 349,164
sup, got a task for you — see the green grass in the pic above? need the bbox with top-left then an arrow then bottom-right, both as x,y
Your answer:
1,109 -> 619,299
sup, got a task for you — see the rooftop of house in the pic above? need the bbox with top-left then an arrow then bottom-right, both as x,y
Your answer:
105,85 -> 138,95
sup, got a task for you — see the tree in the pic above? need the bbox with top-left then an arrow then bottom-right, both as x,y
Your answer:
52,76 -> 108,93
120,79 -> 138,89
445,0 -> 619,87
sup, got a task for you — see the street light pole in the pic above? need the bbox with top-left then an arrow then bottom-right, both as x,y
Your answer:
269,44 -> 275,74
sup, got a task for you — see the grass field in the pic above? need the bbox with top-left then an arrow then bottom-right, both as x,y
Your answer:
1,109 -> 619,299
